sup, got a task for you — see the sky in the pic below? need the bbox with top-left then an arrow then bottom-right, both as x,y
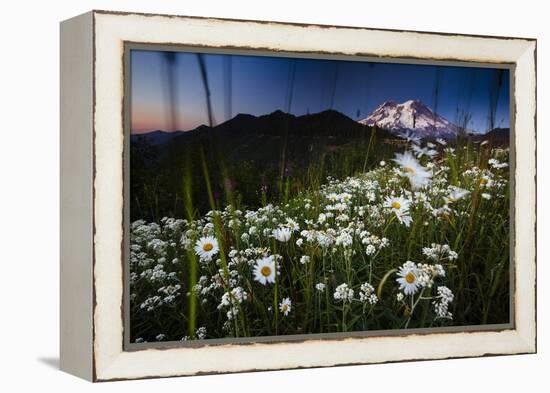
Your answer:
130,49 -> 510,134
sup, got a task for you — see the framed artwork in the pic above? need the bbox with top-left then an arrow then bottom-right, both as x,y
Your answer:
60,10 -> 537,381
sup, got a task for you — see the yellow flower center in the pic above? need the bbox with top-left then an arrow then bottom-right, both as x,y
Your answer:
261,266 -> 272,277
405,272 -> 416,284
391,201 -> 401,209
404,166 -> 415,174
202,243 -> 214,252
480,178 -> 488,185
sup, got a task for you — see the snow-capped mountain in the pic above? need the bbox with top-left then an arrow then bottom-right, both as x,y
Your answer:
359,100 -> 460,138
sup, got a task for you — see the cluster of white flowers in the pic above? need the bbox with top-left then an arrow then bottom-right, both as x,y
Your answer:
359,283 -> 378,305
195,326 -> 207,340
333,283 -> 355,303
433,286 -> 455,319
158,284 -> 181,303
422,243 -> 458,261
217,286 -> 248,321
488,158 -> 509,169
140,295 -> 163,312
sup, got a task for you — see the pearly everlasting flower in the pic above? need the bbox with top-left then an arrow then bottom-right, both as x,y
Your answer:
195,326 -> 207,340
180,234 -> 191,249
422,244 -> 457,262
253,256 -> 276,285
333,283 -> 354,302
488,158 -> 508,169
433,286 -> 454,319
300,255 -> 310,265
335,231 -> 353,247
481,193 -> 492,200
359,283 -> 378,304
365,244 -> 376,256
316,282 -> 326,292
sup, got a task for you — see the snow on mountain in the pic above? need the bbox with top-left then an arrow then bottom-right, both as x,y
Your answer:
359,100 -> 461,138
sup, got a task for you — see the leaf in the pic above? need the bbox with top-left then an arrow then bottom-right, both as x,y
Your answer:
377,268 -> 397,300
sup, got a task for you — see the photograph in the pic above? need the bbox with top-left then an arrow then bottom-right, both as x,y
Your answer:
127,48 -> 512,344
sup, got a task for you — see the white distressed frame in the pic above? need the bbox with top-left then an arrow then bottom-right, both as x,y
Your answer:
60,10 -> 536,381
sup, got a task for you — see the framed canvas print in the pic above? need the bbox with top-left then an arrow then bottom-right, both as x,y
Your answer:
60,10 -> 537,381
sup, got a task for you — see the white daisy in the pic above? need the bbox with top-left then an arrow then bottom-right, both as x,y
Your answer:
393,151 -> 432,189
253,256 -> 276,285
398,130 -> 422,145
411,144 -> 437,158
445,187 -> 470,204
436,138 -> 447,146
396,213 -> 413,227
279,297 -> 292,316
384,196 -> 413,227
384,196 -> 411,214
396,261 -> 421,295
479,176 -> 493,188
273,226 -> 292,242
194,236 -> 219,262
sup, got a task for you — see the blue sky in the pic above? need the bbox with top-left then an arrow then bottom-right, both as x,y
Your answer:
131,49 -> 510,134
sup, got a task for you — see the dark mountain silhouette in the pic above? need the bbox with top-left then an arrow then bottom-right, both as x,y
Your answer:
470,127 -> 510,145
133,109 -> 392,164
130,130 -> 185,145
130,109 -> 398,220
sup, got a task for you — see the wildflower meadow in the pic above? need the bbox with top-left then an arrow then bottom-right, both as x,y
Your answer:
129,136 -> 510,343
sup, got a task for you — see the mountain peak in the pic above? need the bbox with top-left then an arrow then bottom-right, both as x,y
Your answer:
359,99 -> 458,138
